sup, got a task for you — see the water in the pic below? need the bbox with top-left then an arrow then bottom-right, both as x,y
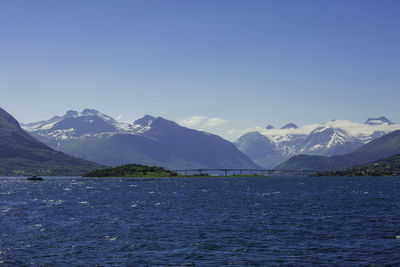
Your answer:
1,176 -> 400,266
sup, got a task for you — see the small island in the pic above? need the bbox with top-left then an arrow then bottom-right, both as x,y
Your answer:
83,164 -> 178,178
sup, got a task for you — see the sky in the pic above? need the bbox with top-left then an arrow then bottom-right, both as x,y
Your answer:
1,0 -> 399,141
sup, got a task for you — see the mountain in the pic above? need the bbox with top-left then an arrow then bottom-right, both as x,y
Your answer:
297,127 -> 363,156
235,118 -> 400,168
23,109 -> 128,140
316,154 -> 400,176
24,109 -> 258,169
234,132 -> 285,168
277,130 -> 400,171
0,108 -> 100,175
234,126 -> 361,169
266,125 -> 274,129
281,123 -> 298,129
365,116 -> 394,125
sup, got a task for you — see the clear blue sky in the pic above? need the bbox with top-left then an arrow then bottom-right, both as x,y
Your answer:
1,0 -> 399,140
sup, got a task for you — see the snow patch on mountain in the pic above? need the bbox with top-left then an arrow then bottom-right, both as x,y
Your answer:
23,121 -> 58,132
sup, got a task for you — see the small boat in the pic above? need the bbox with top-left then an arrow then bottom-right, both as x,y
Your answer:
26,175 -> 44,181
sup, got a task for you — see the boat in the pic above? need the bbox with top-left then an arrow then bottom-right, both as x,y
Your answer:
26,175 -> 44,181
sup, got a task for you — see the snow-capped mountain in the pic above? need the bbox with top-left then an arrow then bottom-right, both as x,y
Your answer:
297,127 -> 363,156
23,109 -> 258,169
235,117 -> 400,168
277,130 -> 400,171
22,109 -> 130,140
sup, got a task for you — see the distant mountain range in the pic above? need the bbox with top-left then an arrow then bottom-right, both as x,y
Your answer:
277,130 -> 400,171
23,109 -> 258,169
0,108 -> 99,175
235,117 -> 400,168
19,109 -> 400,172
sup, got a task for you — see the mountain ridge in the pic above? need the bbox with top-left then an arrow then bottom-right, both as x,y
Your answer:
24,109 -> 259,169
277,130 -> 400,171
235,117 -> 400,168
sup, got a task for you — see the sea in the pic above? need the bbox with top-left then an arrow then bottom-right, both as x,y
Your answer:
0,176 -> 399,266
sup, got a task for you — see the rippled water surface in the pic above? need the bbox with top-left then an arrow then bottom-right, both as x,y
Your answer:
1,176 -> 400,266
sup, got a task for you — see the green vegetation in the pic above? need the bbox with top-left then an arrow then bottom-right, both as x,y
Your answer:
83,164 -> 178,177
316,154 -> 400,176
0,107 -> 100,176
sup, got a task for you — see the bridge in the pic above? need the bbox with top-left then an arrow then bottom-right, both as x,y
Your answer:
173,168 -> 318,176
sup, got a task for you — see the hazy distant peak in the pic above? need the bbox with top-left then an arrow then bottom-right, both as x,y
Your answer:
281,123 -> 298,129
266,125 -> 274,129
63,109 -> 115,122
82,108 -> 100,115
365,116 -> 394,125
65,110 -> 79,117
237,131 -> 266,140
151,116 -> 180,128
134,115 -> 156,126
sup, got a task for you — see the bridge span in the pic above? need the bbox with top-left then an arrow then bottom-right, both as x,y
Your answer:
173,168 -> 318,176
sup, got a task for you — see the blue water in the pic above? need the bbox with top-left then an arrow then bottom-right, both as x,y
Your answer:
1,176 -> 400,266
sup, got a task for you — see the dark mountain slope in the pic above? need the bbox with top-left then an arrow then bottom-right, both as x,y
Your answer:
318,154 -> 400,176
0,108 -> 100,175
